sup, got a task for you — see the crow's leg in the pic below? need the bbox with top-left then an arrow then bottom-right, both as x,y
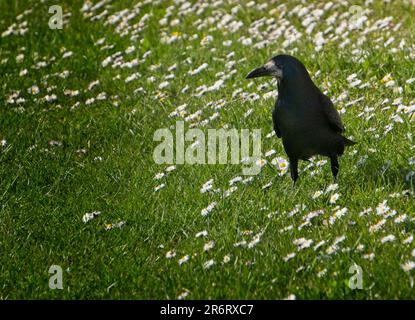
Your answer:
330,155 -> 339,181
289,158 -> 299,185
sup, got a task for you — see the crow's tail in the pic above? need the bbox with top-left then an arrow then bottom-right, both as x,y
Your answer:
342,136 -> 356,147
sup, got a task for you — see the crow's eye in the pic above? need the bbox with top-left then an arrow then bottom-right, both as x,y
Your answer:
276,64 -> 282,69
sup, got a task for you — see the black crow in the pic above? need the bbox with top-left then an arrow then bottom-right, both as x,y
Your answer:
246,54 -> 355,183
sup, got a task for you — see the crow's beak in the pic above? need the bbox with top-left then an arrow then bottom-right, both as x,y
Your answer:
246,66 -> 270,79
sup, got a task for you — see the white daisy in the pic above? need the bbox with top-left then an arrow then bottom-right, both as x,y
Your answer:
178,255 -> 189,266
203,259 -> 215,269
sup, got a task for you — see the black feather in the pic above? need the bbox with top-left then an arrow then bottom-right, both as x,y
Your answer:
248,54 -> 356,183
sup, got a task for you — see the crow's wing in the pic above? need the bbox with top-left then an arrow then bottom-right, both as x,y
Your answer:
272,107 -> 281,138
319,93 -> 344,133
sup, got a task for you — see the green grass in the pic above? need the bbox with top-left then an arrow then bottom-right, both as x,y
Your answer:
1,0 -> 415,299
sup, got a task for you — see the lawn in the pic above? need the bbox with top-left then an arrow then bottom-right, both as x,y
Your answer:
0,0 -> 415,299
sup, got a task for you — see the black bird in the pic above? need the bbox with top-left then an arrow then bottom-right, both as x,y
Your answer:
246,54 -> 355,183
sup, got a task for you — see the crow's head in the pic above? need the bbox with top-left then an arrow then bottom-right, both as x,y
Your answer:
246,54 -> 311,86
